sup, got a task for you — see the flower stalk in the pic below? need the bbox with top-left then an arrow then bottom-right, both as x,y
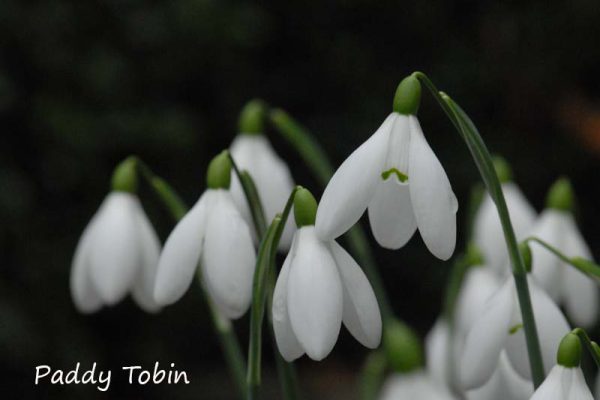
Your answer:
571,328 -> 600,368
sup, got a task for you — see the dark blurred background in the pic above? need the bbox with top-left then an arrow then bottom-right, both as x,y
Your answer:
2,0 -> 600,398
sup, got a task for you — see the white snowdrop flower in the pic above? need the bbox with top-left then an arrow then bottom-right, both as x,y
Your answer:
466,352 -> 533,400
153,151 -> 256,319
461,274 -> 570,389
426,318 -> 456,389
530,332 -> 593,400
272,188 -> 382,361
70,158 -> 161,314
379,370 -> 458,400
473,160 -> 536,274
315,75 -> 458,260
229,101 -> 296,250
530,178 -> 598,327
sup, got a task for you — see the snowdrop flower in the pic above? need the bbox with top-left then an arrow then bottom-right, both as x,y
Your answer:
473,158 -> 536,274
70,157 -> 161,313
272,188 -> 382,361
315,75 -> 458,260
466,352 -> 533,400
230,100 -> 296,249
379,371 -> 457,400
461,274 -> 570,389
530,178 -> 598,327
530,332 -> 593,400
153,151 -> 256,319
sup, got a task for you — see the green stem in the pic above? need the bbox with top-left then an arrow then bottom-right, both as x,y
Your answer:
414,72 -> 545,388
132,157 -> 247,399
571,328 -> 600,368
359,350 -> 387,400
269,109 -> 393,320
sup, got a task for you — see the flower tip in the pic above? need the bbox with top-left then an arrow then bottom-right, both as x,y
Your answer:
111,156 -> 138,193
546,176 -> 575,212
206,150 -> 232,189
294,187 -> 318,227
393,75 -> 421,115
238,99 -> 267,134
557,332 -> 581,368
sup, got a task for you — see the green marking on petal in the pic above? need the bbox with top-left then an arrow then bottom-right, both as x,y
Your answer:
509,323 -> 523,335
381,168 -> 408,183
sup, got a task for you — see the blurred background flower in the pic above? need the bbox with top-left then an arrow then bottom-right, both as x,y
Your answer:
2,0 -> 600,398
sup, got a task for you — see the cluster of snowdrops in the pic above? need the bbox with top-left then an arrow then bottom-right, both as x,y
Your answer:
70,73 -> 600,400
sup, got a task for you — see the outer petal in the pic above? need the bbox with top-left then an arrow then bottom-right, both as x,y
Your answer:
505,278 -> 570,380
529,210 -> 566,299
562,216 -> 598,327
473,183 -> 536,274
568,367 -> 594,400
465,352 -> 533,400
153,192 -> 210,305
201,190 -> 256,319
529,365 -> 567,400
288,227 -> 343,360
425,319 -> 453,387
70,212 -> 103,313
461,278 -> 514,389
230,134 -> 296,250
367,178 -> 417,249
379,371 -> 457,400
131,204 -> 162,313
407,116 -> 457,260
88,192 -> 141,305
328,240 -> 382,348
315,113 -> 395,240
272,235 -> 304,361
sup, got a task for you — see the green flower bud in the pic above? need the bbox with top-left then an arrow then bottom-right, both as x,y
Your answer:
206,151 -> 232,189
557,332 -> 581,368
111,156 -> 138,193
519,241 -> 533,273
293,187 -> 318,227
239,99 -> 267,134
393,75 -> 421,115
465,242 -> 485,266
546,177 -> 575,212
492,156 -> 512,184
383,320 -> 423,373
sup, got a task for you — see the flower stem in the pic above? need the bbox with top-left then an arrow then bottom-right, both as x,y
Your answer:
413,72 -> 545,388
359,350 -> 387,400
571,328 -> 600,368
269,109 -> 394,319
132,157 -> 247,399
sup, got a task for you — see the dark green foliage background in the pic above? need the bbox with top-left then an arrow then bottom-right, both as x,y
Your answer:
2,0 -> 600,398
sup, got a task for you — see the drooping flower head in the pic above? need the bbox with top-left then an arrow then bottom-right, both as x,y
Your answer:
272,188 -> 382,361
530,177 -> 598,327
529,333 -> 593,400
315,75 -> 458,260
153,151 -> 256,319
70,157 -> 161,313
229,100 -> 296,249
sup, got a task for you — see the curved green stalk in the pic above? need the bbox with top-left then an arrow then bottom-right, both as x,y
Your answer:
413,72 -> 545,387
359,350 -> 387,400
571,328 -> 600,368
132,157 -> 247,399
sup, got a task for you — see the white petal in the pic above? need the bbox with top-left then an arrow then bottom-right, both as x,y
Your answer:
328,240 -> 381,348
529,365 -> 567,400
473,183 -> 536,274
367,178 -> 417,249
379,371 -> 457,400
88,192 -> 141,305
201,190 -> 256,319
505,278 -> 570,380
407,116 -> 457,260
315,113 -> 395,240
425,319 -> 453,387
130,204 -> 162,313
272,235 -> 304,361
153,192 -> 211,305
465,352 -> 533,400
562,216 -> 598,327
461,278 -> 514,389
230,134 -> 296,250
287,227 -> 343,360
529,210 -> 567,299
568,367 -> 594,400
70,212 -> 103,313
